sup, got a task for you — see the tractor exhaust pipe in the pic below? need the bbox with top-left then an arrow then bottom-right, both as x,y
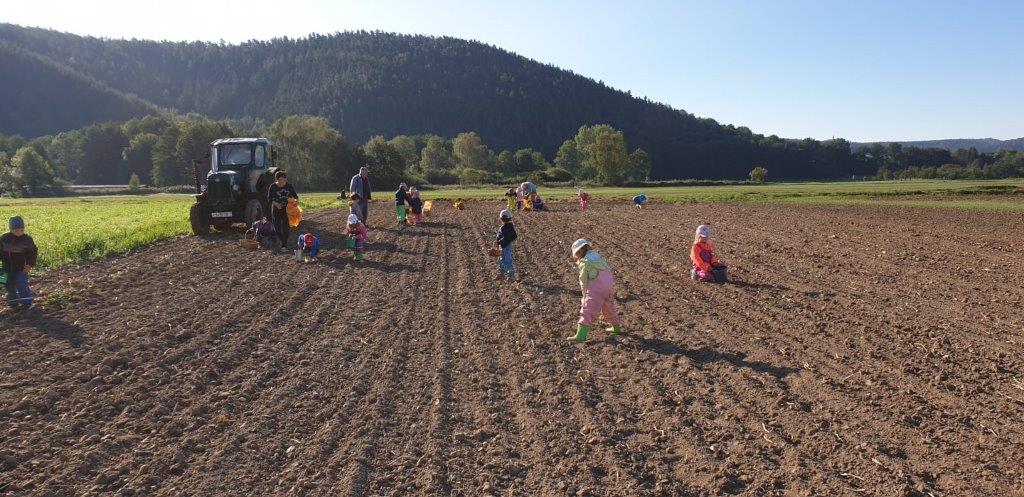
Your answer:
192,159 -> 203,195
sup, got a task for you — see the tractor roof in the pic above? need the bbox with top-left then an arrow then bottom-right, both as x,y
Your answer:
211,137 -> 273,146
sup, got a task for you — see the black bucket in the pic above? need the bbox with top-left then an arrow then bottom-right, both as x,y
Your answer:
711,266 -> 728,283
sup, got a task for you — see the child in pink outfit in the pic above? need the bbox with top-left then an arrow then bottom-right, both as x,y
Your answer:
567,238 -> 621,342
515,187 -> 525,210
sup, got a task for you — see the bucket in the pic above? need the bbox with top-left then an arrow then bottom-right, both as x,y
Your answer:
294,249 -> 303,261
345,238 -> 356,249
711,266 -> 728,283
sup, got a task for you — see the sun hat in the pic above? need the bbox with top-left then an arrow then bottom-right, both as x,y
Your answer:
347,214 -> 359,224
9,216 -> 24,230
571,238 -> 590,255
696,224 -> 711,238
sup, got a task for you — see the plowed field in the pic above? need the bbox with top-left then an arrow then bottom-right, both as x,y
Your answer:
3,201 -> 1023,497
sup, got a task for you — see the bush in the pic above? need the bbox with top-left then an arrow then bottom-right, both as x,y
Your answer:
423,168 -> 459,185
128,172 -> 141,190
748,166 -> 768,183
542,167 -> 573,182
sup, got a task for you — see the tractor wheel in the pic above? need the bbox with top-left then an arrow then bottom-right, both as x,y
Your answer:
244,199 -> 264,227
190,203 -> 211,236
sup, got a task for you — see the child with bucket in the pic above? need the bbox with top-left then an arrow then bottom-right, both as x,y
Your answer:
395,183 -> 410,224
578,188 -> 590,211
346,213 -> 368,261
296,233 -> 321,263
690,224 -> 727,282
2,216 -> 38,309
567,238 -> 621,342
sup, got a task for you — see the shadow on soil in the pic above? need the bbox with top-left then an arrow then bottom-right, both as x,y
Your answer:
627,335 -> 798,379
6,311 -> 86,347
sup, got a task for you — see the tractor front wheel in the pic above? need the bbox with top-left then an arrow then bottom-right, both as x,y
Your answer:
244,199 -> 264,227
190,203 -> 211,236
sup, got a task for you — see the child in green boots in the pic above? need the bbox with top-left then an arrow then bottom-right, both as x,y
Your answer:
567,238 -> 621,342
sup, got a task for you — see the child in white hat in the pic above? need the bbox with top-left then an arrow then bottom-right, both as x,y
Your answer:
567,238 -> 621,342
346,213 -> 368,261
690,224 -> 726,281
495,209 -> 517,281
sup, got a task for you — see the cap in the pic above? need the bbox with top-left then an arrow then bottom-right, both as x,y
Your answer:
696,224 -> 711,238
499,209 -> 513,219
347,214 -> 359,224
9,216 -> 24,230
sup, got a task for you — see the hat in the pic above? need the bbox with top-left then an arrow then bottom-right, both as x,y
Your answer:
399,183 -> 407,189
347,214 -> 359,224
695,224 -> 711,238
274,170 -> 286,179
571,238 -> 590,255
9,216 -> 24,230
499,209 -> 513,219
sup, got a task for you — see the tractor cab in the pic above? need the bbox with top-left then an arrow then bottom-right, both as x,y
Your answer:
189,138 -> 279,235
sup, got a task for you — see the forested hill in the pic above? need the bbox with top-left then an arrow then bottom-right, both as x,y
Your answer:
0,41 -> 159,137
853,138 -> 1024,154
0,23 -> 873,180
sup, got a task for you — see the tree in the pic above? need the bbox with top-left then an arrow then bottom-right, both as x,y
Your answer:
591,130 -> 629,186
128,172 -> 141,189
419,136 -> 455,173
0,147 -> 64,195
387,135 -> 421,170
76,122 -> 129,184
495,150 -> 515,175
123,132 -> 158,184
628,148 -> 652,182
150,123 -> 183,187
555,139 -> 582,176
268,115 -> 352,191
452,132 -> 491,171
748,166 -> 768,183
361,135 -> 407,188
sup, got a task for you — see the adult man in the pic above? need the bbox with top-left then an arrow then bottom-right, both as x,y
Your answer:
349,167 -> 372,225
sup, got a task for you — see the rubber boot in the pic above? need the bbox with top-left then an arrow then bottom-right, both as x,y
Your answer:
606,324 -> 622,335
354,252 -> 364,262
567,324 -> 589,343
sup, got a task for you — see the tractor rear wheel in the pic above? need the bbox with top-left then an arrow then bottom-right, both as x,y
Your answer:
190,203 -> 211,236
244,199 -> 264,227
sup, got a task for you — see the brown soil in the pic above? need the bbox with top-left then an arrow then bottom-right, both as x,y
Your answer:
2,200 -> 1024,496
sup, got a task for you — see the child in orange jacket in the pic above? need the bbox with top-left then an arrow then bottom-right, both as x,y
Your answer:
690,224 -> 726,282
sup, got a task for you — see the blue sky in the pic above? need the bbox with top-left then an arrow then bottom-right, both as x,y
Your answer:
3,0 -> 1021,141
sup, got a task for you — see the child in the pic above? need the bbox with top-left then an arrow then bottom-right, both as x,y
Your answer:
633,193 -> 648,210
395,183 -> 410,224
297,233 -> 320,263
1,216 -> 38,309
347,192 -> 365,225
505,187 -> 517,212
690,224 -> 726,282
515,186 -> 525,210
567,238 -> 620,342
578,188 -> 590,211
495,209 -> 517,281
346,213 -> 368,261
408,186 -> 424,225
252,216 -> 279,249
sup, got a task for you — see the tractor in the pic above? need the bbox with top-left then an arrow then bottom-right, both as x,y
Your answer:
189,138 -> 279,235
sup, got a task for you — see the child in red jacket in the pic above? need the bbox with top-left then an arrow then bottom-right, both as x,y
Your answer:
690,224 -> 726,282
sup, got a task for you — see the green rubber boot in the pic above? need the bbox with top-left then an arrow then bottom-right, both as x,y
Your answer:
606,324 -> 622,335
567,324 -> 589,343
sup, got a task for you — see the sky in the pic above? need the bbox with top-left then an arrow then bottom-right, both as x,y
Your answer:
3,0 -> 1022,141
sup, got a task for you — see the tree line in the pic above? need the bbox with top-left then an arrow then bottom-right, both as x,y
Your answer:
858,142 -> 1024,180
0,115 -> 652,196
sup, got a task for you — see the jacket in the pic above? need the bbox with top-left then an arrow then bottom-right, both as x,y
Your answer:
690,240 -> 719,272
268,183 -> 298,211
1,233 -> 38,273
577,250 -> 610,292
496,222 -> 517,248
349,174 -> 372,201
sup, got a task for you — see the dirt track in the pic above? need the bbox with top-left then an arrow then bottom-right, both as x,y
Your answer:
2,200 -> 1024,497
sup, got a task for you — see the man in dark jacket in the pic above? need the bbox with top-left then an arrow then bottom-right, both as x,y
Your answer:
2,216 -> 38,308
267,170 -> 299,250
349,167 -> 372,226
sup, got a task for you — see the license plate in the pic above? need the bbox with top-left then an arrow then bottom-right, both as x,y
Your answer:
211,211 -> 233,218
